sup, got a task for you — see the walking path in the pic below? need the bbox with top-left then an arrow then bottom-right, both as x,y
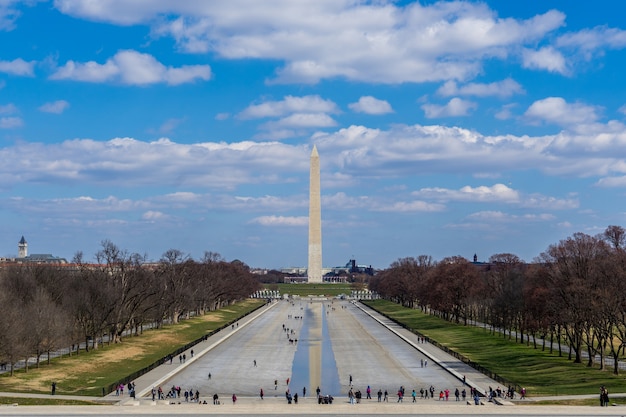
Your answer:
0,298 -> 623,415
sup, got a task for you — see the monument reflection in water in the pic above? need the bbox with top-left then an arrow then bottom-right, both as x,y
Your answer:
290,302 -> 341,397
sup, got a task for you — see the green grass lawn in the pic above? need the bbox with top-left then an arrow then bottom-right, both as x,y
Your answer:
264,283 -> 355,297
364,299 -> 626,396
0,397 -> 103,406
0,299 -> 265,396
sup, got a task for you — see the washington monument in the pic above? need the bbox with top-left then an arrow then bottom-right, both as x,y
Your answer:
308,145 -> 323,283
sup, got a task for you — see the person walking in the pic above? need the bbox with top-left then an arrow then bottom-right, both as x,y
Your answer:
232,393 -> 237,404
260,388 -> 264,400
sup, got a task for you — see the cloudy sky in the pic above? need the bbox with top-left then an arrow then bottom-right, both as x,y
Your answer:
1,0 -> 625,269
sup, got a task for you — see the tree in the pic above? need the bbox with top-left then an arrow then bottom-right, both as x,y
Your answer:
602,225 -> 626,250
538,232 -> 608,364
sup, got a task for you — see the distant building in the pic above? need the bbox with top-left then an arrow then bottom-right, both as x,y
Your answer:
1,236 -> 68,265
18,236 -> 27,258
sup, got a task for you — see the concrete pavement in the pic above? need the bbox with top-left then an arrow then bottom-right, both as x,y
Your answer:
0,298 -> 623,415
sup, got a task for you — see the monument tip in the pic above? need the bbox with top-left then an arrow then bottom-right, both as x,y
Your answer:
311,144 -> 318,157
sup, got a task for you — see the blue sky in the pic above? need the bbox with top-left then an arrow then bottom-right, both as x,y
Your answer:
1,0 -> 626,269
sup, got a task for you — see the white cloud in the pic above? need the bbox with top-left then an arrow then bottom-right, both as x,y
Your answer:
595,176 -> 626,188
249,215 -> 308,226
0,58 -> 35,76
411,184 -> 576,213
466,211 -> 556,222
522,46 -> 567,74
0,0 -> 23,31
262,113 -> 337,129
495,103 -> 517,120
556,26 -> 626,54
348,96 -> 393,115
414,184 -> 520,203
374,200 -> 445,213
0,116 -> 22,128
54,1 -> 565,84
156,117 -> 185,134
619,104 -> 626,116
50,50 -> 211,85
524,97 -> 601,127
39,100 -> 70,114
1,119 -> 626,193
238,95 -> 338,119
437,78 -> 524,98
422,98 -> 477,118
0,103 -> 18,114
141,210 -> 169,221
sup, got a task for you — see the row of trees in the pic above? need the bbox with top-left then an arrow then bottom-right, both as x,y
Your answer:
0,240 -> 260,375
369,225 -> 626,375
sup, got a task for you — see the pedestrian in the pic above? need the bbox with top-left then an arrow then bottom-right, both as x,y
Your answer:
412,389 -> 416,402
275,380 -> 278,390
397,389 -> 403,402
294,393 -> 298,404
213,393 -> 219,405
51,382 -> 56,395
191,349 -> 194,358
455,388 -> 460,401
303,386 -> 306,397
384,389 -> 388,402
377,388 -> 382,402
208,373 -> 211,380
254,359 -> 257,367
232,393 -> 237,404
349,374 -> 353,385
151,387 -> 156,401
366,385 -> 371,399
260,388 -> 264,400
316,386 -> 321,397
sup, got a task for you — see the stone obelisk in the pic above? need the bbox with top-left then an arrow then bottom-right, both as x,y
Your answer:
308,145 -> 323,283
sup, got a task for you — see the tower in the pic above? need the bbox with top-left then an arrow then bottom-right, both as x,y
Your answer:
18,236 -> 27,258
308,145 -> 323,283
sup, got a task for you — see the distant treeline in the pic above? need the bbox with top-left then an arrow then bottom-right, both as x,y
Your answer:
370,225 -> 626,375
0,240 -> 260,375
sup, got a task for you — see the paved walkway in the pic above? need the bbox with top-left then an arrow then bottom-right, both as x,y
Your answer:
0,298 -> 623,415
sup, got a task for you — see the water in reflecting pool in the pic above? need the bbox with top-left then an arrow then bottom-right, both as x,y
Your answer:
290,302 -> 341,397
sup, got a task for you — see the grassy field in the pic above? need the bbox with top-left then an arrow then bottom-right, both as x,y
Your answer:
263,282 -> 355,297
0,397 -> 103,406
0,299 -> 265,397
364,299 -> 626,396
